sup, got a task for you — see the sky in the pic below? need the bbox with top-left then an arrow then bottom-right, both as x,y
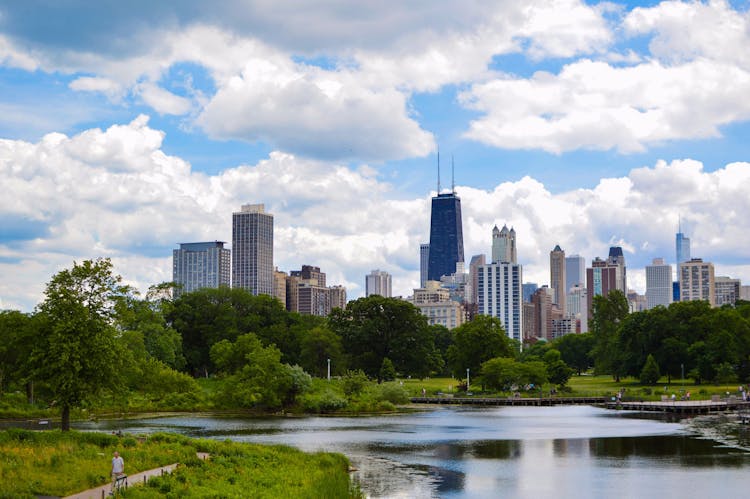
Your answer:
2,0 -> 750,311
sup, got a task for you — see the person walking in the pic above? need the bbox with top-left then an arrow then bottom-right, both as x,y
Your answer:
111,451 -> 125,494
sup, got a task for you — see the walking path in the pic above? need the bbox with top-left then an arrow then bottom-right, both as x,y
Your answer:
63,453 -> 210,499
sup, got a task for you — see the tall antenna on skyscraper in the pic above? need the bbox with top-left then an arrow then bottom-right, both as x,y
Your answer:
437,148 -> 441,194
451,155 -> 455,194
678,214 -> 681,233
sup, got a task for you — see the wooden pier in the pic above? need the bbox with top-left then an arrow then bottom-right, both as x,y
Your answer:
604,399 -> 750,415
409,396 -> 606,406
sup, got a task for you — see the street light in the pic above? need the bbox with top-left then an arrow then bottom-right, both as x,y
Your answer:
466,368 -> 470,393
327,358 -> 331,381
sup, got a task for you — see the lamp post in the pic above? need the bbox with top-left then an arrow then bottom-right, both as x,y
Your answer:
327,358 -> 331,381
466,368 -> 470,393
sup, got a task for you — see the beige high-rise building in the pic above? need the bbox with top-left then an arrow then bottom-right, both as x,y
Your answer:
273,268 -> 287,305
679,258 -> 715,306
550,245 -> 566,315
491,224 -> 516,263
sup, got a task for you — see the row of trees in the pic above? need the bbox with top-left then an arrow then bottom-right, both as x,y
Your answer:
591,290 -> 750,384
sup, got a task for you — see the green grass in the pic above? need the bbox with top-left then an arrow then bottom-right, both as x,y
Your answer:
0,430 -> 360,499
400,375 -> 748,401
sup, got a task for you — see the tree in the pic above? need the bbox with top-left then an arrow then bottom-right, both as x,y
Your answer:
299,326 -> 344,378
30,258 -> 128,430
0,310 -> 34,396
639,354 -> 661,385
591,290 -> 629,381
553,333 -> 594,375
379,358 -> 397,382
446,315 -> 515,379
480,357 -> 548,391
330,296 -> 440,379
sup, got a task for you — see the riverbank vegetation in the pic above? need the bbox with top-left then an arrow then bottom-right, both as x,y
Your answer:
4,259 -> 750,424
0,429 -> 360,498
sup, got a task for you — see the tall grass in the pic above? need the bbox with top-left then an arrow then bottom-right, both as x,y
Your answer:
0,430 -> 359,499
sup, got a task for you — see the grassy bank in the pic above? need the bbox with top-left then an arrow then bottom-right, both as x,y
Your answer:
401,375 -> 747,401
0,429 -> 360,499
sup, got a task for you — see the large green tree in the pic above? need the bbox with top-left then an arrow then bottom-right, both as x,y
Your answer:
0,310 -> 34,397
329,296 -> 440,379
553,332 -> 594,375
30,259 -> 128,430
446,315 -> 516,379
590,290 -> 629,381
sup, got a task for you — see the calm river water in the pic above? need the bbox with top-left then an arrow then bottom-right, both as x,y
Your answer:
75,406 -> 750,498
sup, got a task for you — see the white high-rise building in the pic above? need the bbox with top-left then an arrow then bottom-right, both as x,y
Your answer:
232,204 -> 274,296
172,241 -> 230,298
477,262 -> 523,342
366,270 -> 392,297
565,255 -> 586,295
491,224 -> 516,263
645,258 -> 673,309
567,284 -> 588,333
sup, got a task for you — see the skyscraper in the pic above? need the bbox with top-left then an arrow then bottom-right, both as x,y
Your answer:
468,254 -> 486,305
586,257 -> 620,319
645,258 -> 673,309
550,245 -> 566,314
565,255 -> 586,294
232,203 -> 274,296
491,224 -> 516,263
366,269 -> 392,297
607,246 -> 627,292
427,192 -> 464,281
420,243 -> 430,287
676,221 -> 691,265
172,241 -> 230,298
477,261 -> 523,342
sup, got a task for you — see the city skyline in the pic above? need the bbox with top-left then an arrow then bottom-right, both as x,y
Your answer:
2,1 -> 750,311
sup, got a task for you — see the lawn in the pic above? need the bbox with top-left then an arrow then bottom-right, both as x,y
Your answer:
401,375 -> 747,401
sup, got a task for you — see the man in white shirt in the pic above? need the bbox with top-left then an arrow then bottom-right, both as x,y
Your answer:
111,451 -> 125,494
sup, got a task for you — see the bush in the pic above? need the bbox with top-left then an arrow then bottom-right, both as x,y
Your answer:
298,390 -> 348,413
341,370 -> 369,396
371,382 -> 409,405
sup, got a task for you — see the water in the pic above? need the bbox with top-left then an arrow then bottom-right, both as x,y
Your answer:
74,406 -> 750,498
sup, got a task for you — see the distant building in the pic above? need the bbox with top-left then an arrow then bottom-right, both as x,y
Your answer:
366,269 -> 392,297
172,241 -> 230,298
477,261 -> 523,342
565,255 -> 586,296
232,204 -> 274,296
491,224 -> 517,263
676,223 -> 691,265
550,245 -> 566,315
645,258 -> 673,309
522,283 -> 538,303
679,258 -> 715,306
409,281 -> 465,329
586,257 -> 621,319
742,285 -> 750,301
607,246 -> 627,293
468,254 -> 486,305
530,286 -> 554,341
627,290 -> 648,313
285,265 -> 346,316
715,276 -> 741,306
420,243 -> 430,288
273,268 -> 287,305
427,191 -> 464,281
567,284 -> 588,333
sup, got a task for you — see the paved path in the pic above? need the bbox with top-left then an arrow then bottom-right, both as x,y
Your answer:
63,453 -> 209,499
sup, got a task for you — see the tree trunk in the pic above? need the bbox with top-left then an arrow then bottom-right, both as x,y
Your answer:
61,404 -> 70,431
26,381 -> 34,404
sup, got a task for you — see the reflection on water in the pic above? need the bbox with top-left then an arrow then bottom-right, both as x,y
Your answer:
74,406 -> 750,498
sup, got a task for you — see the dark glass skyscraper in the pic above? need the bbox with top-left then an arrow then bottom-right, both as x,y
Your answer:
427,192 -> 464,281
